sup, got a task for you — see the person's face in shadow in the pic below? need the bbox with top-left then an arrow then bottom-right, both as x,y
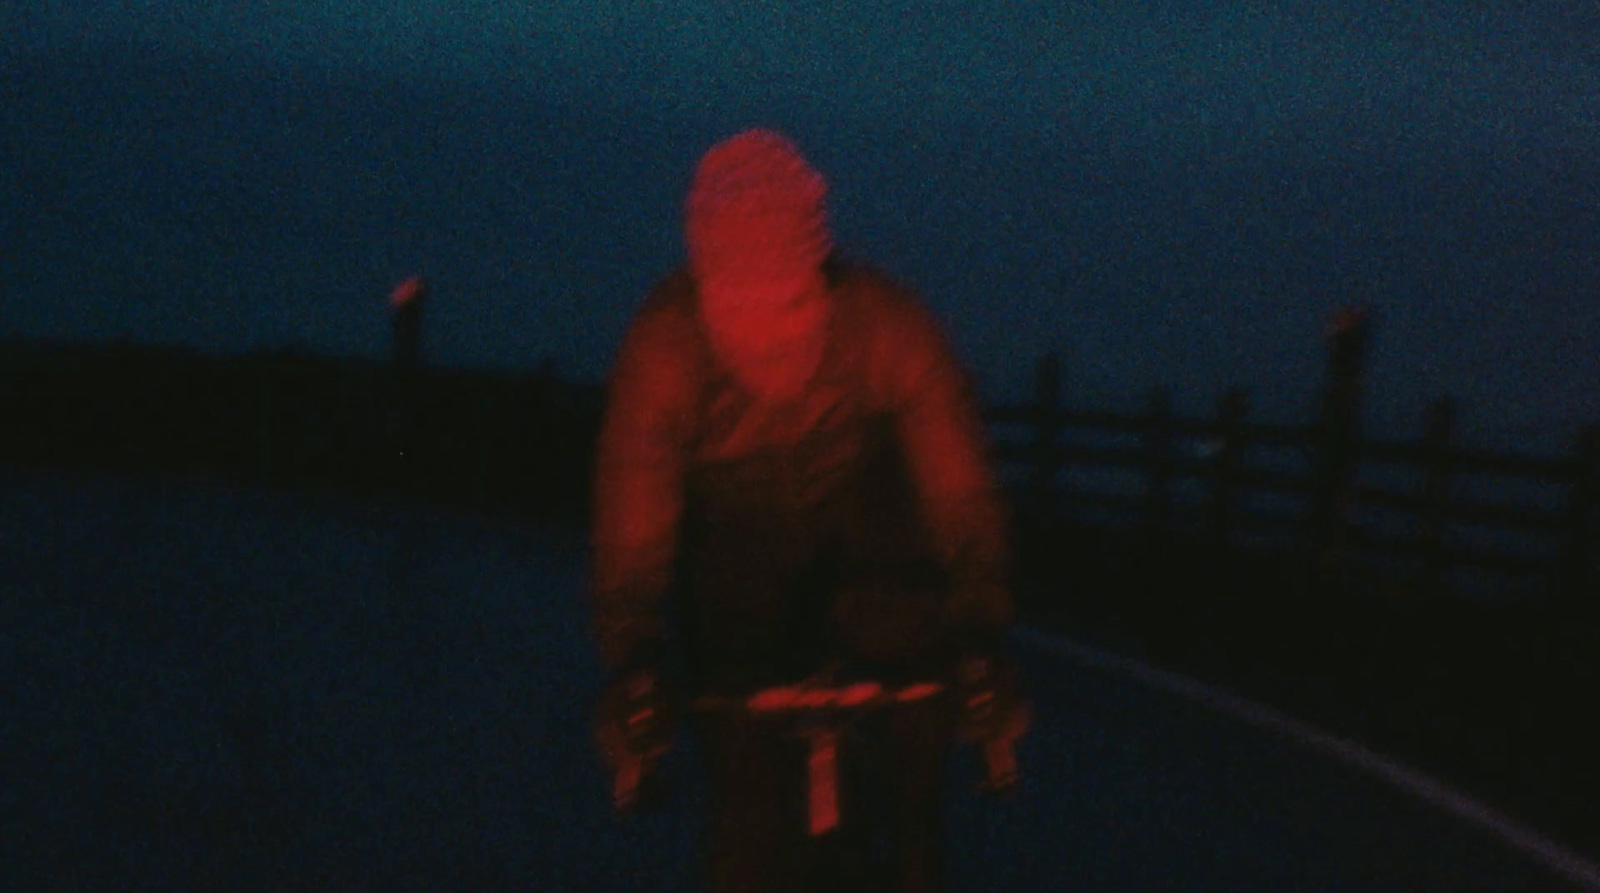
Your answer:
698,268 -> 831,404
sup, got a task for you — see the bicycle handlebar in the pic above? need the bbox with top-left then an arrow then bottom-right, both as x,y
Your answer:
612,677 -> 1021,831
690,680 -> 947,715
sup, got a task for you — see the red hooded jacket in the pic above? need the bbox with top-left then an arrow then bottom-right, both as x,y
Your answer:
590,260 -> 1013,691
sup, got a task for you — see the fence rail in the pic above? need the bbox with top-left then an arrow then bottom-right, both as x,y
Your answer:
983,345 -> 1598,603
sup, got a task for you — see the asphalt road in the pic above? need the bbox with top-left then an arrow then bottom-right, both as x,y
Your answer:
2,466 -> 1592,892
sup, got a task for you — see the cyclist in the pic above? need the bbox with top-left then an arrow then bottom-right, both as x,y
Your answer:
589,129 -> 1029,893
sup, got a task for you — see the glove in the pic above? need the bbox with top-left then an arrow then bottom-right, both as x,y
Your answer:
954,652 -> 1031,793
593,667 -> 676,814
955,652 -> 1030,740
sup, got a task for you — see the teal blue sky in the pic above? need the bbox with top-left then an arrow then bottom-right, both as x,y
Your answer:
5,2 -> 1598,452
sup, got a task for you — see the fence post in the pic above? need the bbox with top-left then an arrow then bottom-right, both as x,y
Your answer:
1210,387 -> 1248,550
1028,353 -> 1062,514
1416,398 -> 1456,595
1311,306 -> 1370,586
390,276 -> 429,369
386,276 -> 429,490
1561,424 -> 1599,613
473,387 -> 491,513
257,362 -> 275,479
1143,386 -> 1174,540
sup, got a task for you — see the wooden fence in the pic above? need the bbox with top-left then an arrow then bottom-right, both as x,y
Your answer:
984,345 -> 1599,605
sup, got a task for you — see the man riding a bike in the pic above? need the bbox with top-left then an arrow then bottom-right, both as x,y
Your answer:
589,129 -> 1030,893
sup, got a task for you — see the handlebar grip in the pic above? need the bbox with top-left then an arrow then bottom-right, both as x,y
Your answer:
613,753 -> 643,813
983,736 -> 1018,792
807,728 -> 841,836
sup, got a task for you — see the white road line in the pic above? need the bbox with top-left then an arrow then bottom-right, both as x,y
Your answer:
1016,625 -> 1600,892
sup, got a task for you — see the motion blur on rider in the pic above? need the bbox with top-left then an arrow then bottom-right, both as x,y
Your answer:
589,128 -> 1030,893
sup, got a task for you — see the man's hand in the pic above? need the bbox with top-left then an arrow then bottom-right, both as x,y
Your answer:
954,653 -> 1031,745
954,653 -> 1031,793
594,668 -> 676,814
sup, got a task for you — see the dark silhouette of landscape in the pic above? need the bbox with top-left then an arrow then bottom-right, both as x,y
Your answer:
2,335 -> 1597,876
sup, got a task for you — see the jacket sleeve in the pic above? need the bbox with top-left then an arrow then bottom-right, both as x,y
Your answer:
589,299 -> 699,675
882,295 -> 1015,650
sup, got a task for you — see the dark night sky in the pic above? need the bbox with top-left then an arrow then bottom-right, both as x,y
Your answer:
4,2 -> 1598,454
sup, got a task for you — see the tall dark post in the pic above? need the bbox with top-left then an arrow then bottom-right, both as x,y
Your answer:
1210,387 -> 1249,551
390,276 -> 429,369
387,276 -> 429,489
257,361 -> 275,480
1143,386 -> 1175,541
1415,397 -> 1457,596
1561,424 -> 1599,614
1029,352 -> 1063,514
472,387 -> 492,513
1312,305 -> 1370,587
